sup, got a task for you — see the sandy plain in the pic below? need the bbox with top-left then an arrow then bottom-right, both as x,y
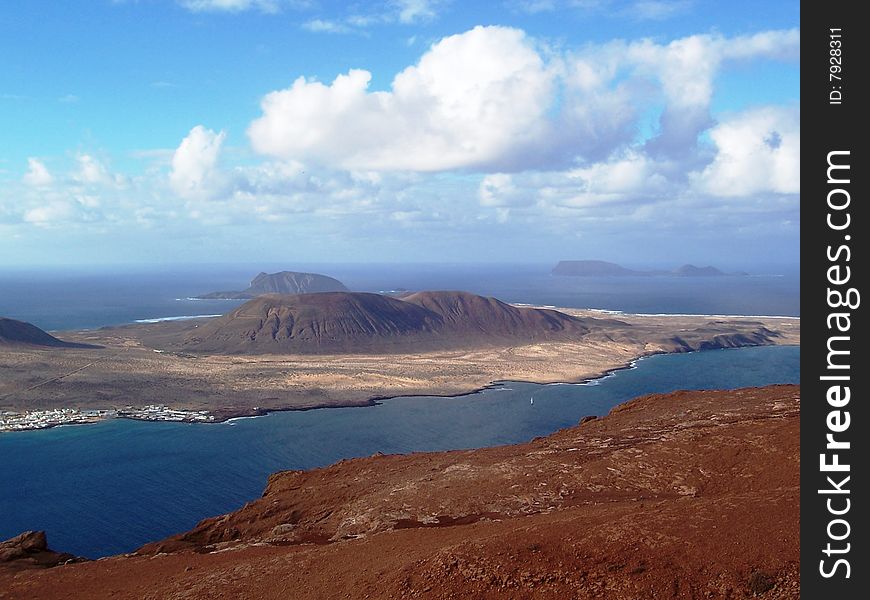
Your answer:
0,308 -> 799,423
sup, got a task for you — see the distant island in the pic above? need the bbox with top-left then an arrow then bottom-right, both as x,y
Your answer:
552,260 -> 748,277
196,270 -> 349,299
0,289 -> 798,432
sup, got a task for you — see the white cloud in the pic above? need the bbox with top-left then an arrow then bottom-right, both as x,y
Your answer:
23,202 -> 76,226
249,26 -> 798,173
179,0 -> 280,12
302,19 -> 352,34
74,154 -> 113,185
627,30 -> 800,111
693,106 -> 799,197
249,26 -> 557,171
509,0 -> 692,20
722,28 -> 801,62
568,151 -> 667,196
629,0 -> 692,20
479,174 -> 515,207
300,0 -> 446,33
591,28 -> 799,158
169,126 -> 227,199
476,152 -> 671,218
23,158 -> 54,187
2,26 -> 799,265
392,0 -> 443,23
507,0 -> 557,14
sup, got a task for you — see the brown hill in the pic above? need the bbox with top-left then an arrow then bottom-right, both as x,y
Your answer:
0,385 -> 800,599
402,290 -> 582,335
0,318 -> 97,349
197,271 -> 348,299
182,291 -> 592,354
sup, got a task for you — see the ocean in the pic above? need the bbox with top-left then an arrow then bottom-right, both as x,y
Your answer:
0,263 -> 799,332
0,346 -> 799,558
0,263 -> 800,558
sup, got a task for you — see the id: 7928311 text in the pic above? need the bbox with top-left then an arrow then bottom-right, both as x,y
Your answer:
829,28 -> 843,105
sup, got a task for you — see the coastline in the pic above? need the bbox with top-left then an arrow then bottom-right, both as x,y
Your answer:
1,384 -> 802,598
0,343 -> 798,434
1,307 -> 800,433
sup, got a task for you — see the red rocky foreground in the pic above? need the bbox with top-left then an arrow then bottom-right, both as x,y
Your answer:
0,385 -> 799,599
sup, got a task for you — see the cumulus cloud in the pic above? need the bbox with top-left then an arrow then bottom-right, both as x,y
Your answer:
625,29 -> 800,110
476,152 -> 670,220
74,154 -> 113,185
621,29 -> 800,158
249,26 -> 799,173
566,152 -> 668,199
20,191 -> 108,228
3,25 -> 799,265
169,126 -> 227,199
23,158 -> 54,187
250,26 -> 557,171
693,106 -> 799,197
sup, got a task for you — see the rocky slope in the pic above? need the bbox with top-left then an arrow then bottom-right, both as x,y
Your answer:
181,291 -> 596,354
196,271 -> 348,299
0,531 -> 83,572
0,317 -> 96,349
0,385 -> 800,599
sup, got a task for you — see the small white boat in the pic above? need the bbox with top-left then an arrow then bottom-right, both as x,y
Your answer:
530,396 -> 534,405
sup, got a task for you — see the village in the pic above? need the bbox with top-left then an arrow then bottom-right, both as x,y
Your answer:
0,405 -> 214,433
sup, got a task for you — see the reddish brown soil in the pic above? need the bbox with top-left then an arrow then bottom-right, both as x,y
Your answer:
0,385 -> 800,599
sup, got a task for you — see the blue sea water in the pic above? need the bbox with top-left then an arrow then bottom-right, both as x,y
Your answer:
0,264 -> 800,559
0,346 -> 799,558
0,263 -> 799,331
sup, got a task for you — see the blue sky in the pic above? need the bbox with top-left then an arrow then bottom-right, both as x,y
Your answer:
0,0 -> 800,267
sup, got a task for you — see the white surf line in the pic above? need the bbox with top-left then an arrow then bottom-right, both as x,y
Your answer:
582,308 -> 799,319
631,312 -> 800,319
512,304 -> 798,319
223,415 -> 264,424
134,314 -> 223,323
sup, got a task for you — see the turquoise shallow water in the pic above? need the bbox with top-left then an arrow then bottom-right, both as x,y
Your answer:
0,345 -> 799,558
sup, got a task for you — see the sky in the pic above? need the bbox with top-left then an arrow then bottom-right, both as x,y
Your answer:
0,0 -> 800,268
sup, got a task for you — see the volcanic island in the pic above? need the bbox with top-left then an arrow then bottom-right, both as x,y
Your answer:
0,283 -> 802,598
1,289 -> 798,430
